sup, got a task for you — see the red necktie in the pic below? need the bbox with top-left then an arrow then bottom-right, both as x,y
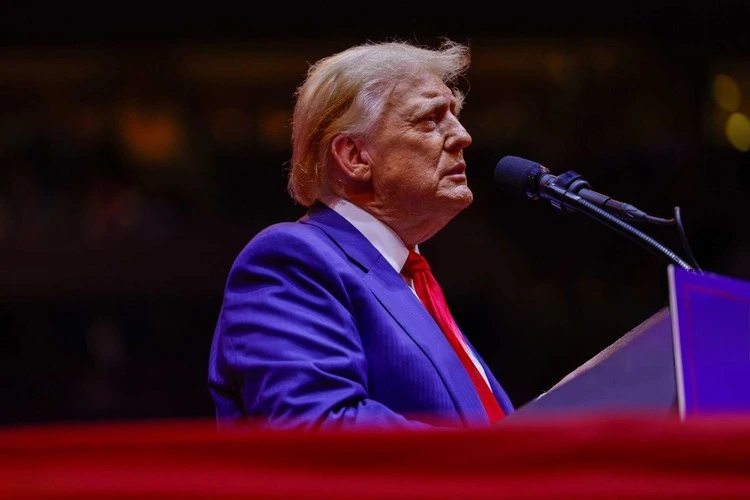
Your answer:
402,250 -> 505,424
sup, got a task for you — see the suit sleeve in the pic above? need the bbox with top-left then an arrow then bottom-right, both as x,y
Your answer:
213,226 -> 436,431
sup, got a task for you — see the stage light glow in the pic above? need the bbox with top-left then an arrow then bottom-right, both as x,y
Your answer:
725,112 -> 750,152
713,73 -> 741,112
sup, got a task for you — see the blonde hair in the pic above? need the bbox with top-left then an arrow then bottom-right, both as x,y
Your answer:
287,39 -> 471,206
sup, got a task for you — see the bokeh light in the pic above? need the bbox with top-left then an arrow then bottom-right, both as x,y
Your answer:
713,73 -> 742,112
725,112 -> 750,152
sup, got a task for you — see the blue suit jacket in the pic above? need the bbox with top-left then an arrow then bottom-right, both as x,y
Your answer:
208,202 -> 514,430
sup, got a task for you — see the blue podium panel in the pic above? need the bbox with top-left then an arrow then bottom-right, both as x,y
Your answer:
509,307 -> 678,419
669,266 -> 750,420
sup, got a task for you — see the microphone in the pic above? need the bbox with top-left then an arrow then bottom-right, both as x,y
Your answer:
494,155 -> 648,222
493,155 -> 694,271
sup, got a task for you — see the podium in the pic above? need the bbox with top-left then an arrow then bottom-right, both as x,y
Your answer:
510,265 -> 750,420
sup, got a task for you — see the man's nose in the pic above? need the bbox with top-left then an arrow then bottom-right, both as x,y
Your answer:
446,120 -> 472,151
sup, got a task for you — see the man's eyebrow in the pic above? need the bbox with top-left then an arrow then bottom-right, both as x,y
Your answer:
411,95 -> 454,114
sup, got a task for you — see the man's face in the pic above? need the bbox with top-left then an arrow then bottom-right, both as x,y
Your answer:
366,71 -> 473,227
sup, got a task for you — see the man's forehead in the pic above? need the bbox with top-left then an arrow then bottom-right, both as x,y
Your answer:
390,73 -> 454,105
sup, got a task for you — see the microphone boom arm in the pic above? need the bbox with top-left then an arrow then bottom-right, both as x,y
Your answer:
545,183 -> 694,271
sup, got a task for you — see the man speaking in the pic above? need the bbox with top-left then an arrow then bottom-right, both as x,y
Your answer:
208,38 -> 514,430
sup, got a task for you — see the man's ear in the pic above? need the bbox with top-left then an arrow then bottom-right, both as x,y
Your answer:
331,135 -> 372,181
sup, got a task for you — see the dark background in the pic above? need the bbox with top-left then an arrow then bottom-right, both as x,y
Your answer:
1,2 -> 749,425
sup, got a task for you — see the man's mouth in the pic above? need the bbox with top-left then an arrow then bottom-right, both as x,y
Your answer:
445,163 -> 466,176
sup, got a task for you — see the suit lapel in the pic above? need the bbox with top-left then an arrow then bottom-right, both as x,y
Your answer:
300,202 -> 487,424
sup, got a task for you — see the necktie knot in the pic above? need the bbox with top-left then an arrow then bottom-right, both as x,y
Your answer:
402,250 -> 431,279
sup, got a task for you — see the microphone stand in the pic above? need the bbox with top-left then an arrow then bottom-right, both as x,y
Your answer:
544,183 -> 695,272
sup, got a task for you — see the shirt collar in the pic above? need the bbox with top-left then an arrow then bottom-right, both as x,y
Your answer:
319,196 -> 417,273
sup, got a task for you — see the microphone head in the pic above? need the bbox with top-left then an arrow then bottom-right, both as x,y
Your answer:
494,155 -> 549,199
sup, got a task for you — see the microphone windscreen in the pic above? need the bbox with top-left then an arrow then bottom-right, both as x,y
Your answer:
494,155 -> 543,196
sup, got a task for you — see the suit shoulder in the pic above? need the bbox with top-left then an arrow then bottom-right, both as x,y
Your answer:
234,220 -> 337,265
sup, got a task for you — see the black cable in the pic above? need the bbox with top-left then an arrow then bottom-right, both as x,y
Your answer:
644,214 -> 675,226
674,206 -> 703,273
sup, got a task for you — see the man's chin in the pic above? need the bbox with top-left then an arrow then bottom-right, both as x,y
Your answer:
445,187 -> 473,209
434,194 -> 472,224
